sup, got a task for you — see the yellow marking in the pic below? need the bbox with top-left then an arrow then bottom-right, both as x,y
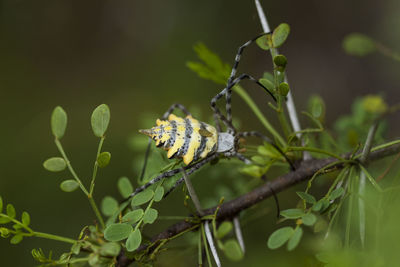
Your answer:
183,117 -> 202,165
200,124 -> 218,158
167,121 -> 186,158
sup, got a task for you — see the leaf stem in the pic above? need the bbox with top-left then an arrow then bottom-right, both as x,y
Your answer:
33,231 -> 76,244
90,136 -> 105,195
287,146 -> 345,160
54,139 -> 89,195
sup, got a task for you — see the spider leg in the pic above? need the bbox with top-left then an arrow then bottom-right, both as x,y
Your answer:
162,103 -> 192,120
223,151 -> 252,165
163,153 -> 219,198
226,33 -> 273,124
211,73 -> 276,134
237,131 -> 295,170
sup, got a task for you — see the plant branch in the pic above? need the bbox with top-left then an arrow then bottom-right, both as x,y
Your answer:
116,141 -> 400,266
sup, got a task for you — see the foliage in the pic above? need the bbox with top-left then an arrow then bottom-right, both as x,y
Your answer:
1,19 -> 400,267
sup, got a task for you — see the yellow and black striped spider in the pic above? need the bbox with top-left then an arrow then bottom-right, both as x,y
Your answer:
130,33 -> 294,198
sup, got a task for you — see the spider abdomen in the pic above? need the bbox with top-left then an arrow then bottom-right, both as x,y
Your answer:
139,114 -> 218,165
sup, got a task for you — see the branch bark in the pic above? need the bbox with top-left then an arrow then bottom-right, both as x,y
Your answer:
116,143 -> 400,267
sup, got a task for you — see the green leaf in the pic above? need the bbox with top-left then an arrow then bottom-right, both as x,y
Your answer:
259,78 -> 275,92
274,54 -> 287,67
91,104 -> 110,137
122,209 -> 144,224
117,177 -> 134,198
10,234 -> 23,244
0,227 -> 10,237
329,187 -> 345,201
296,192 -> 316,204
272,23 -> 290,48
279,82 -> 290,96
287,227 -> 303,251
100,242 -> 121,257
0,196 -> 3,213
21,212 -> 30,226
97,152 -> 111,168
101,196 -> 119,217
267,227 -> 294,249
131,189 -> 154,207
217,221 -> 233,239
6,204 -> 16,219
256,35 -> 271,51
88,253 -> 99,266
186,43 -> 231,85
301,213 -> 317,226
104,223 -> 132,242
280,209 -> 305,219
43,157 -> 66,172
343,33 -> 376,57
312,200 -> 323,212
0,217 -> 11,224
71,242 -> 81,255
51,106 -> 67,139
308,95 -> 326,120
223,239 -> 244,261
126,229 -> 142,252
60,180 -> 79,192
143,208 -> 158,224
154,186 -> 164,202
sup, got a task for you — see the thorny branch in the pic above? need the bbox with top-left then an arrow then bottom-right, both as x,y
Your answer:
116,143 -> 400,267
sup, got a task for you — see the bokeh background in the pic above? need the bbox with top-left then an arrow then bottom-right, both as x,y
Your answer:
1,0 -> 399,266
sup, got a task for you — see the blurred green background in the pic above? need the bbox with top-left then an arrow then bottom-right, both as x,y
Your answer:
1,0 -> 399,266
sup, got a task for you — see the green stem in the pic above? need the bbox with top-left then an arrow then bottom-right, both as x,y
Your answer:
90,137 -> 105,195
33,231 -> 76,244
55,139 -> 89,196
88,196 -> 105,230
200,223 -> 213,267
233,85 -> 286,147
287,146 -> 345,160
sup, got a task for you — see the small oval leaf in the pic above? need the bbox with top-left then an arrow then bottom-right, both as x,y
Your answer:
131,189 -> 154,207
259,78 -> 275,92
126,229 -> 142,252
43,157 -> 66,172
267,227 -> 294,249
343,33 -> 376,57
223,239 -> 244,261
296,192 -> 316,204
60,180 -> 79,192
104,223 -> 132,242
51,106 -> 67,139
101,196 -> 119,217
100,242 -> 121,257
21,212 -> 30,226
117,177 -> 134,198
301,213 -> 317,226
142,208 -> 158,224
6,204 -> 16,219
280,209 -> 305,219
97,152 -> 111,168
91,104 -> 110,137
217,221 -> 233,239
122,209 -> 144,224
154,186 -> 164,202
329,187 -> 345,201
287,227 -> 303,251
272,23 -> 290,48
10,234 -> 23,244
256,35 -> 271,51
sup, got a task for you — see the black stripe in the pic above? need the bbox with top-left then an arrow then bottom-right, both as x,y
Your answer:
193,122 -> 208,161
177,118 -> 193,156
165,120 -> 177,148
156,125 -> 164,147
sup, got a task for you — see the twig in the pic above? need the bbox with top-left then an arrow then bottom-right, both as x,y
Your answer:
254,0 -> 311,160
115,142 -> 400,267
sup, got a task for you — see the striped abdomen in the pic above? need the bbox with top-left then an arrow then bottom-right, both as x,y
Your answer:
139,114 -> 218,165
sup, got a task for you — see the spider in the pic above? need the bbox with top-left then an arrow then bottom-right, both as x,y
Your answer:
130,33 -> 294,199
